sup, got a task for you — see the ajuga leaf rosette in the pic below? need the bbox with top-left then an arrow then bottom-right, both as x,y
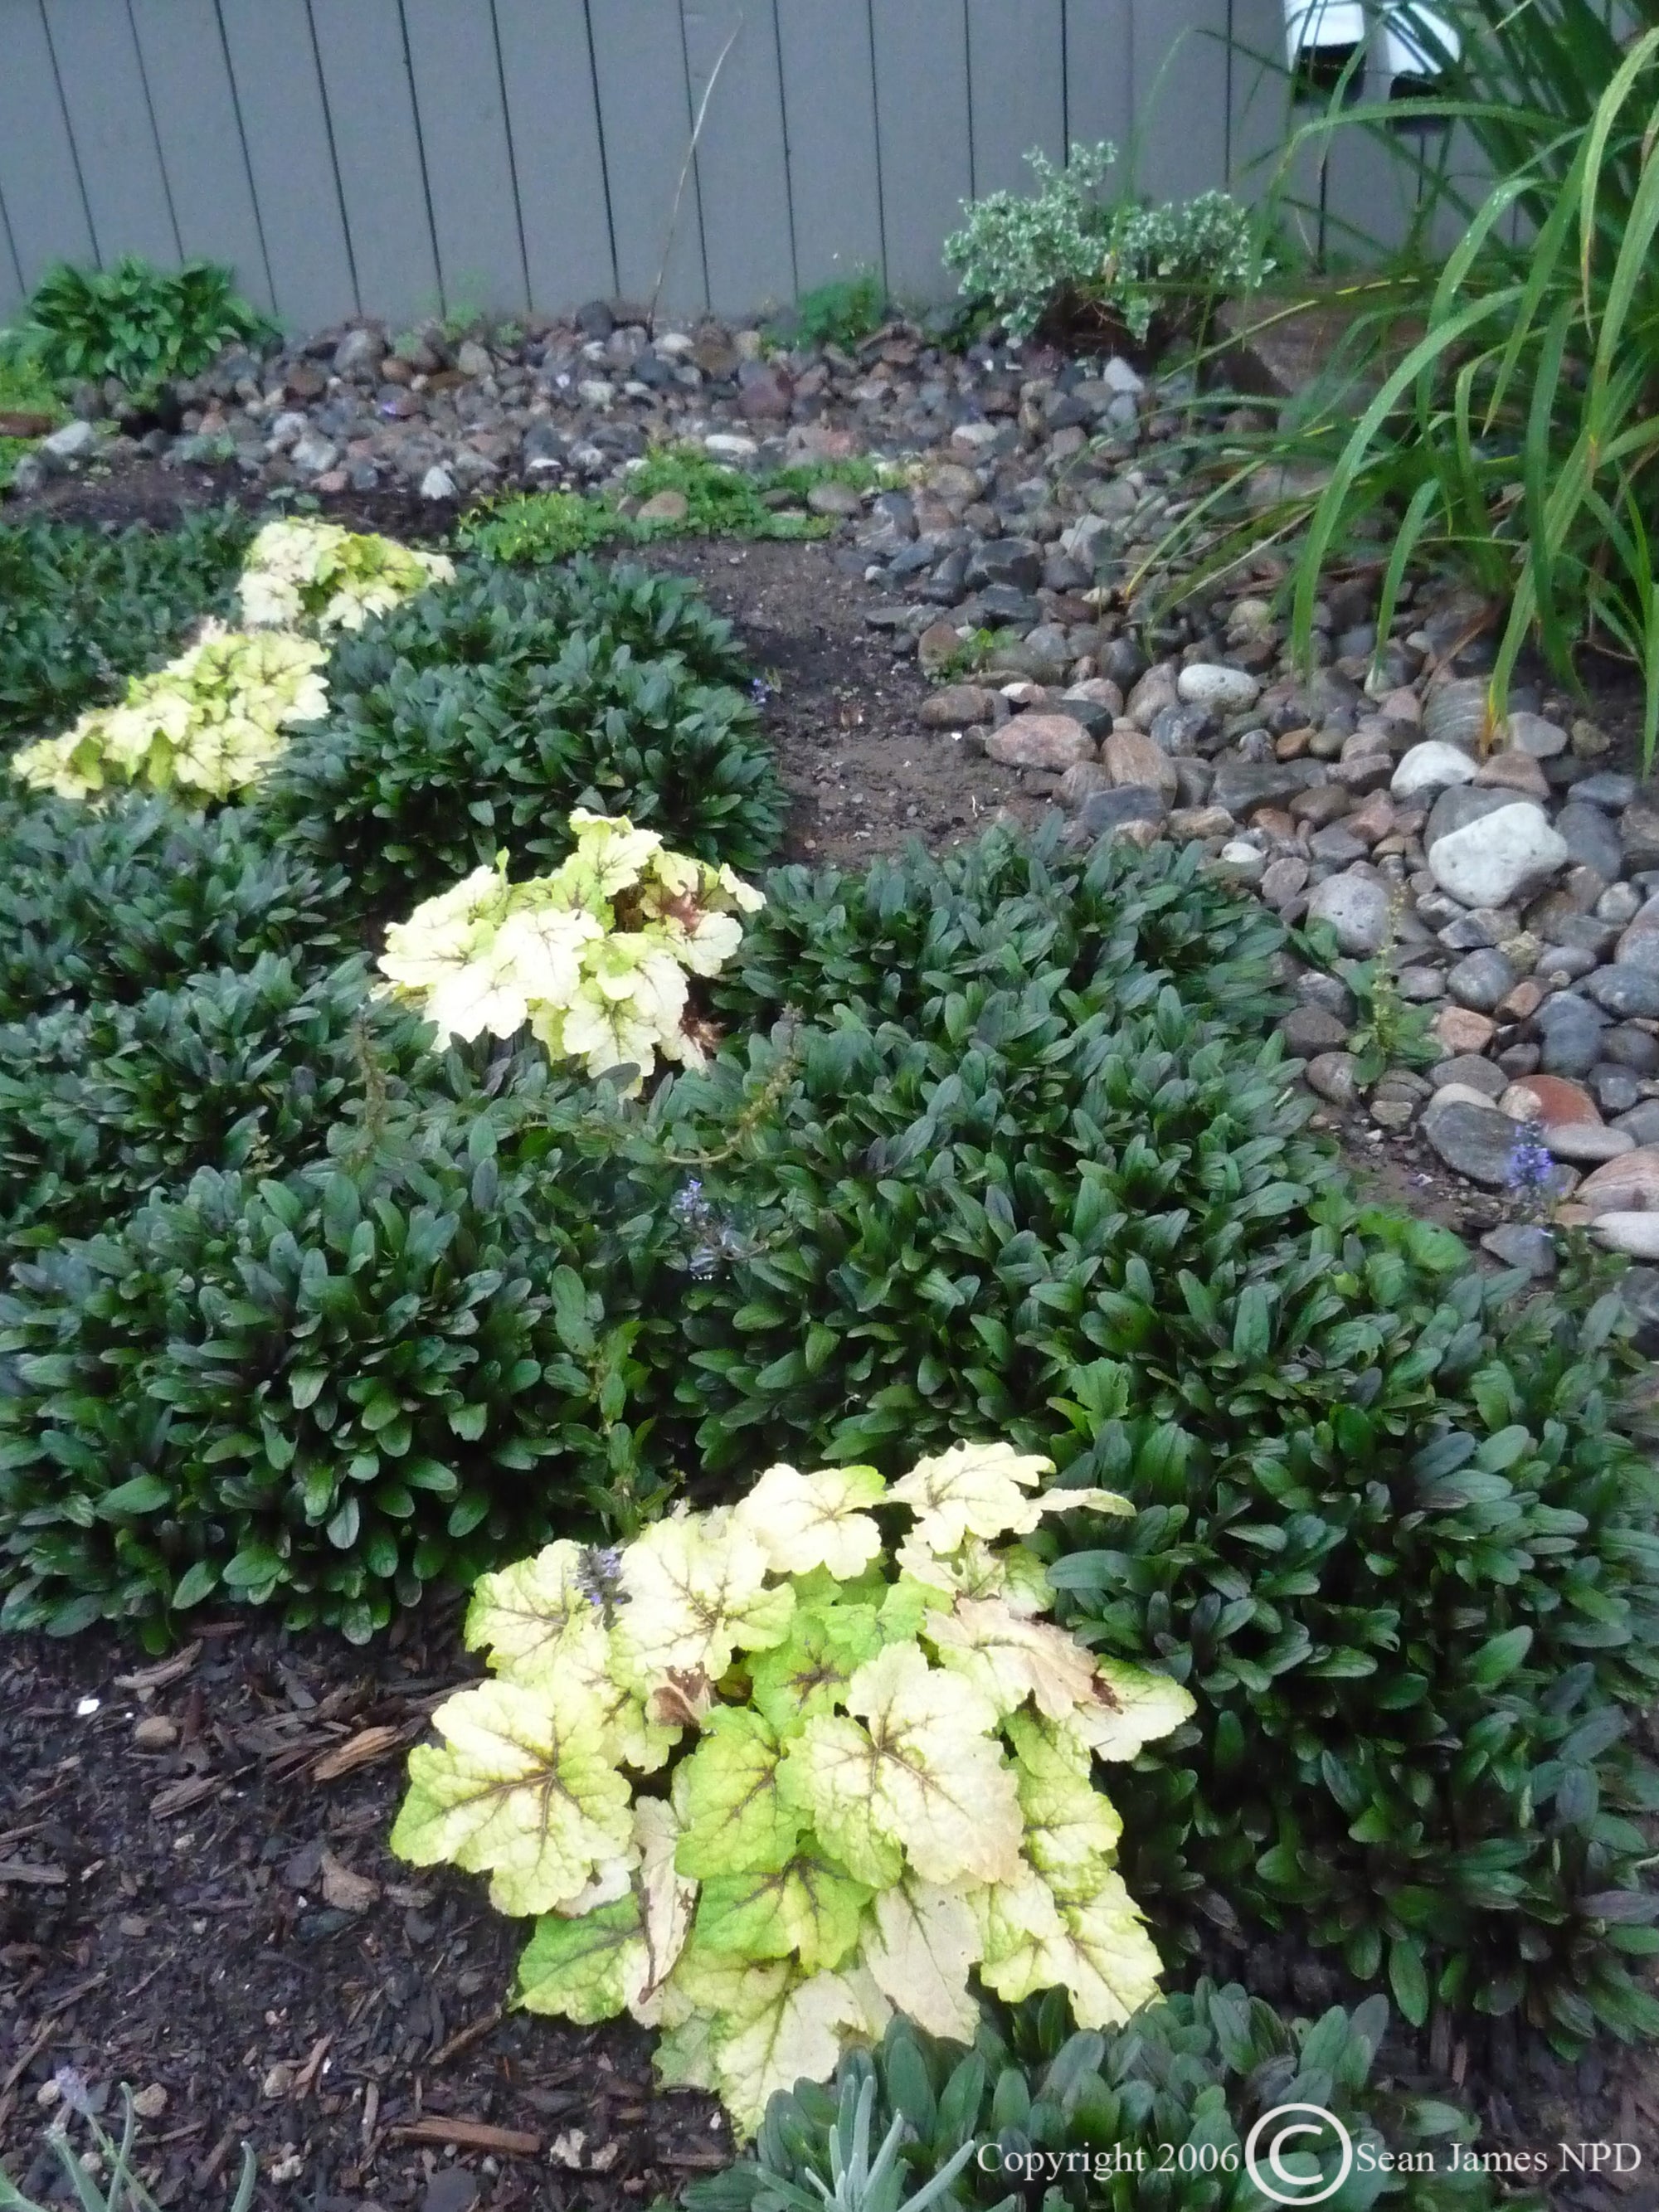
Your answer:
389,1442 -> 1193,2135
375,808 -> 764,1093
11,623 -> 328,804
239,517 -> 454,634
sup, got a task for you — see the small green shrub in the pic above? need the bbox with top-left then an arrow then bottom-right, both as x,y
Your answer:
460,453 -> 887,567
773,269 -> 888,352
943,143 -> 1265,347
392,1446 -> 1190,2136
259,563 -> 783,910
712,825 -> 1290,1039
692,1985 -> 1520,2211
23,256 -> 274,399
0,955 -> 435,1261
0,508 -> 252,751
0,795 -> 352,1022
0,1085 -> 684,1645
0,338 -> 66,492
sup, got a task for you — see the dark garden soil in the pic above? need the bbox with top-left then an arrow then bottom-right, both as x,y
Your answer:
8,456 -> 1659,2209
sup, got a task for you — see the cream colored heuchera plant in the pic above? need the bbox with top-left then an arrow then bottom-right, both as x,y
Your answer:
10,624 -> 328,804
389,1442 -> 1193,2136
376,809 -> 764,1091
238,517 -> 454,633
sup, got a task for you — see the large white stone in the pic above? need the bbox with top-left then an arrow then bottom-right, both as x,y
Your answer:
1390,740 -> 1479,803
1177,663 -> 1261,713
1592,1211 -> 1659,1260
1426,802 -> 1569,910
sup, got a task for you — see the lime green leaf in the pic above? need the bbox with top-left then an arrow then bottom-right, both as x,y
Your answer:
888,1439 -> 1058,1548
732,1461 -> 888,1578
389,1678 -> 632,1915
780,1643 -> 1022,1889
748,1602 -> 884,1733
695,1847 -> 872,1972
976,1860 -> 1162,2030
674,1706 -> 803,1878
518,1896 -> 643,2025
1007,1710 -> 1123,1903
465,1540 -> 590,1680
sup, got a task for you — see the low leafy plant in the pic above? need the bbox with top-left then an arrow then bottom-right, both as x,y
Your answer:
11,625 -> 328,804
238,517 -> 455,634
390,1443 -> 1192,2135
259,563 -> 783,910
377,809 -> 763,1092
460,453 -> 888,567
0,955 -> 435,1261
693,1984 -> 1521,2211
774,270 -> 889,353
0,2071 -> 255,2212
0,795 -> 351,1021
711,821 -> 1290,1039
0,1087 -> 684,1644
0,335 -> 65,492
0,508 -> 251,750
943,143 -> 1266,348
23,256 -> 273,400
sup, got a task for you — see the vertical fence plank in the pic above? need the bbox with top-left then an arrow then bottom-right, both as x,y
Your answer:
41,0 -> 178,265
128,0 -> 272,314
968,0 -> 1065,198
493,0 -> 616,313
870,0 -> 972,304
682,0 -> 795,317
309,0 -> 438,329
0,186 -> 25,318
1131,0 -> 1229,202
774,0 -> 883,298
586,0 -> 707,315
217,0 -> 356,330
1064,0 -> 1135,155
401,0 -> 528,318
0,0 -> 95,294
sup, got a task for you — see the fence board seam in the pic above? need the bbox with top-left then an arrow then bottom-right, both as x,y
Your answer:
0,181 -> 22,303
34,0 -> 100,265
302,0 -> 360,317
124,0 -> 183,264
487,0 -> 533,320
578,0 -> 622,301
676,0 -> 713,314
392,0 -> 443,323
210,0 -> 276,311
864,0 -> 890,292
766,0 -> 800,303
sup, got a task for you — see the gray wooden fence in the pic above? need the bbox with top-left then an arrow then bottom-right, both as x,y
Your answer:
0,0 -> 1424,335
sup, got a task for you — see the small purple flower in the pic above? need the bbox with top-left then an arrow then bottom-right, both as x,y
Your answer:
1505,1116 -> 1556,1220
749,676 -> 773,706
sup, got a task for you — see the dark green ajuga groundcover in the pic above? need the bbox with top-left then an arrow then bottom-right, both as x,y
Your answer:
693,1986 -> 1525,2211
0,1065 -> 688,1646
255,556 -> 783,912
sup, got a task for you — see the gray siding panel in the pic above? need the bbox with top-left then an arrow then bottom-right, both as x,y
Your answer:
40,0 -> 178,265
684,0 -> 795,316
1066,0 -> 1135,152
0,0 -> 96,289
128,0 -> 272,313
775,0 -> 883,296
586,0 -> 707,317
870,0 -> 973,304
401,0 -> 529,318
218,0 -> 357,329
494,0 -> 616,312
1132,0 -> 1229,202
968,0 -> 1066,199
309,0 -> 439,330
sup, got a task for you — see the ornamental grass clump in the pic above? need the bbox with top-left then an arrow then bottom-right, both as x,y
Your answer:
389,1443 -> 1193,2135
238,517 -> 454,634
10,625 -> 328,805
377,809 -> 763,1092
